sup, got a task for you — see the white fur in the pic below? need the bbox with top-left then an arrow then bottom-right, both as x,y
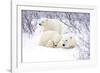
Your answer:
39,30 -> 61,48
39,18 -> 66,34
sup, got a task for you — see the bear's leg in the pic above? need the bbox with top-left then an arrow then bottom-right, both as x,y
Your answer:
46,40 -> 54,48
57,40 -> 63,48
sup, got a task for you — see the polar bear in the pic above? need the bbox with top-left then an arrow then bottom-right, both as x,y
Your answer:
39,18 -> 66,34
39,30 -> 62,48
57,34 -> 76,49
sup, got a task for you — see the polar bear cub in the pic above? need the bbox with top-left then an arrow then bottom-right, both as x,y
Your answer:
39,18 -> 66,34
39,30 -> 62,48
57,34 -> 76,49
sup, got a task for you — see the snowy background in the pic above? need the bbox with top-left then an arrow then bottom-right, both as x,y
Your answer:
21,10 -> 90,62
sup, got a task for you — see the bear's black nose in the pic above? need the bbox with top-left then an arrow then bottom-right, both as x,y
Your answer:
39,23 -> 42,26
62,44 -> 65,46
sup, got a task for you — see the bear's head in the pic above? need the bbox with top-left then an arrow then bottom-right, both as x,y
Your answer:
39,19 -> 55,31
39,19 -> 48,26
57,35 -> 76,49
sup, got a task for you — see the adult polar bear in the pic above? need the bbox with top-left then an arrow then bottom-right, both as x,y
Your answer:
39,18 -> 66,34
38,18 -> 76,48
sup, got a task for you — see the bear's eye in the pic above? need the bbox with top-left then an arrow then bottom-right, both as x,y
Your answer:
65,40 -> 68,41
